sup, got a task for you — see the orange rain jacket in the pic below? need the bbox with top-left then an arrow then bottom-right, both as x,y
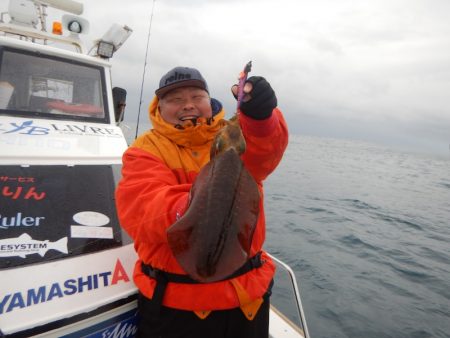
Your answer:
116,96 -> 288,313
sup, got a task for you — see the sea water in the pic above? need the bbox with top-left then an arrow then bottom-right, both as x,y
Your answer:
265,135 -> 450,338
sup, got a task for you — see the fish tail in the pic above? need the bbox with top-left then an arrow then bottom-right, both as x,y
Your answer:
52,237 -> 68,254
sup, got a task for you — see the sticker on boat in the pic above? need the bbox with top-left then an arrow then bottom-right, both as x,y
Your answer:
0,233 -> 68,258
73,211 -> 110,226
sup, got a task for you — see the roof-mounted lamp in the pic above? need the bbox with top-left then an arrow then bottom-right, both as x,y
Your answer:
97,41 -> 115,59
96,24 -> 133,59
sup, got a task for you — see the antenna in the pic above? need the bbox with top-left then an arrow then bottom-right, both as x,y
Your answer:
135,0 -> 156,140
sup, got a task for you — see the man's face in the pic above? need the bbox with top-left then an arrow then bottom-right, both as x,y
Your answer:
158,87 -> 212,125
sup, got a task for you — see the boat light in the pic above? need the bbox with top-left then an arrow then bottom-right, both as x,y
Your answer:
52,21 -> 63,35
95,24 -> 133,58
97,41 -> 115,59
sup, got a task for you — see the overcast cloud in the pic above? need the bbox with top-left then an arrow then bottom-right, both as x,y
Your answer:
3,0 -> 449,154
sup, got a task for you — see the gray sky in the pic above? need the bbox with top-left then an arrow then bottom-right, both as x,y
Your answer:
4,0 -> 450,155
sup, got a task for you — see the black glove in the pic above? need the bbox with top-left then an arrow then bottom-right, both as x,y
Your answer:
239,76 -> 277,120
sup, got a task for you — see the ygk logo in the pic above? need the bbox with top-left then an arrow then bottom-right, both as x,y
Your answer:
0,120 -> 49,135
0,213 -> 45,229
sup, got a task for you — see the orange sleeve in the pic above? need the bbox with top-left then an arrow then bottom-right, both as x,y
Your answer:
239,108 -> 289,182
115,147 -> 190,266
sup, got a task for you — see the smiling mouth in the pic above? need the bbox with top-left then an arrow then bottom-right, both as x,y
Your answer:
179,115 -> 199,121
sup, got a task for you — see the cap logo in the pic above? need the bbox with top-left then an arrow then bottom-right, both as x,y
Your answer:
165,72 -> 192,85
156,67 -> 208,97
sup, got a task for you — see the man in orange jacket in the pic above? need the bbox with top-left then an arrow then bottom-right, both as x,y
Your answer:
116,66 -> 288,338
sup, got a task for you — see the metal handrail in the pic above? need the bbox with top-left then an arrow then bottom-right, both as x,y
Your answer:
268,253 -> 311,338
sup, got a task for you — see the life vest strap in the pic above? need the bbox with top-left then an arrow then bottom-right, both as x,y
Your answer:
140,252 -> 263,315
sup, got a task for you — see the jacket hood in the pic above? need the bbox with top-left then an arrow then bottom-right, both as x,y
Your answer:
148,96 -> 226,148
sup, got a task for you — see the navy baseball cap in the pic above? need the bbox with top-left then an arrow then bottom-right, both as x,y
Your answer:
155,67 -> 209,98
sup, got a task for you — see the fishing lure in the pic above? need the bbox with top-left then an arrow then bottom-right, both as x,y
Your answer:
236,60 -> 252,113
209,61 -> 253,158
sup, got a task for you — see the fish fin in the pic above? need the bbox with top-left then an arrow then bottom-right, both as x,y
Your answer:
234,166 -> 260,254
167,164 -> 211,260
18,233 -> 32,240
167,223 -> 193,255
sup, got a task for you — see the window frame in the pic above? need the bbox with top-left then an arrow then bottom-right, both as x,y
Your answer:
0,46 -> 111,124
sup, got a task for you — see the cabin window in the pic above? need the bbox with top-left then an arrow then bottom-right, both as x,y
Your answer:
0,47 -> 109,123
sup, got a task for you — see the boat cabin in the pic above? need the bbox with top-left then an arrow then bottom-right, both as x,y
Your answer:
0,1 -> 139,336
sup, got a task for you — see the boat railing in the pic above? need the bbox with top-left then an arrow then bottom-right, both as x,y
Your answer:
268,253 -> 311,338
